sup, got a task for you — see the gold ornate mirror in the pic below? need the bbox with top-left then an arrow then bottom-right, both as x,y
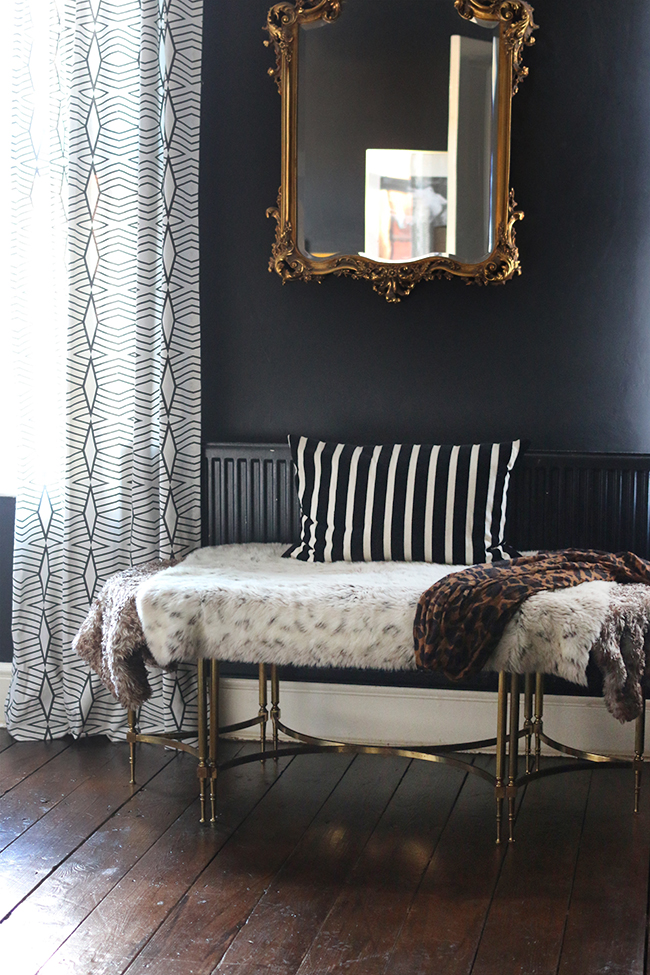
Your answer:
265,0 -> 536,302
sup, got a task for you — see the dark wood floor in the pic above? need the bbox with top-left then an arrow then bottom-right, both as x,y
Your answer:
0,728 -> 648,975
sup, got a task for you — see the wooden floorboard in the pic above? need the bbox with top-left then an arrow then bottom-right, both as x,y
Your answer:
121,752 -> 356,975
0,738 -> 648,975
35,745 -> 291,975
0,742 -> 243,975
0,728 -> 16,753
0,736 -> 115,852
385,755 -> 514,975
471,767 -> 592,975
0,736 -> 70,795
557,768 -> 650,975
0,739 -> 174,921
292,758 -> 467,975
214,754 -> 421,975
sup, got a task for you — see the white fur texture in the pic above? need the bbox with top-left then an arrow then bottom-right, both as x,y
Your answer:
136,545 -> 649,702
137,543 -> 462,671
486,581 -> 618,684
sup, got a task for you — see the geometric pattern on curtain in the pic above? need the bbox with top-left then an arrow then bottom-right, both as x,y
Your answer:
6,0 -> 203,740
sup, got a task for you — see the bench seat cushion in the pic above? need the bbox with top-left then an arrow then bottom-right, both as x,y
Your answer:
136,542 -> 460,671
135,543 -> 650,720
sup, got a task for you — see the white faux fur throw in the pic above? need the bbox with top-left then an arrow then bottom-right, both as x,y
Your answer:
489,581 -> 650,720
135,543 -> 650,722
137,543 -> 460,672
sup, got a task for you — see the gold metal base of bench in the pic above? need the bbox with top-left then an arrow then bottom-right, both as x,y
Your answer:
126,661 -> 646,841
493,671 -> 645,843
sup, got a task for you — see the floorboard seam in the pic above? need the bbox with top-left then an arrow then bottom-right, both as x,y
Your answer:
116,753 -> 302,975
24,786 -> 212,972
0,745 -> 121,855
643,796 -> 650,975
211,753 -> 363,975
28,741 -> 250,975
466,772 -> 527,975
553,769 -> 592,975
0,737 -> 72,797
0,750 -> 178,925
378,760 -> 473,975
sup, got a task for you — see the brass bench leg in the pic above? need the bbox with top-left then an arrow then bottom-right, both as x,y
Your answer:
524,673 -> 534,775
534,672 -> 544,772
507,672 -> 520,843
271,664 -> 280,757
127,708 -> 137,785
495,671 -> 508,844
259,662 -> 268,759
197,659 -> 208,824
210,661 -> 219,823
634,694 -> 645,813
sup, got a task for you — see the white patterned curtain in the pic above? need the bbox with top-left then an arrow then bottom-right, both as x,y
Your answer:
5,0 -> 203,740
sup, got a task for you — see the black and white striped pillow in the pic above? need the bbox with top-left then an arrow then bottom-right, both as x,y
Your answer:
284,436 -> 524,564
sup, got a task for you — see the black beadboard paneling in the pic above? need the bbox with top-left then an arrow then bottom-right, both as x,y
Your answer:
509,453 -> 650,559
205,444 -> 650,559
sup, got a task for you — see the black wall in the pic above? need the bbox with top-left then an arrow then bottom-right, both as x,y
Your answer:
201,0 -> 650,452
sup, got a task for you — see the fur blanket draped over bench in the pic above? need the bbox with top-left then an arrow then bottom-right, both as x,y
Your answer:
73,559 -> 176,709
414,549 -> 650,722
74,545 -> 650,723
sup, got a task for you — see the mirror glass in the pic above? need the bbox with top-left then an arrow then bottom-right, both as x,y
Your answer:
297,1 -> 499,265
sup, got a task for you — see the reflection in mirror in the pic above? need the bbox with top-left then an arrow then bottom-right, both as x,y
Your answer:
363,149 -> 449,262
266,0 -> 536,301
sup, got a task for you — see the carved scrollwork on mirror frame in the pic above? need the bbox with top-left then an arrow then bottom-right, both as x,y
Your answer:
265,0 -> 536,302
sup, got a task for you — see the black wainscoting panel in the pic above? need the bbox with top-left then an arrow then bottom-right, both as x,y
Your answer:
205,443 -> 299,546
510,453 -> 650,559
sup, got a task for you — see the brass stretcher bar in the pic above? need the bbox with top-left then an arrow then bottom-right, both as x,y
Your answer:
126,662 -> 646,843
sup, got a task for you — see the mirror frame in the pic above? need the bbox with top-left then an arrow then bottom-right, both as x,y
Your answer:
265,0 -> 536,302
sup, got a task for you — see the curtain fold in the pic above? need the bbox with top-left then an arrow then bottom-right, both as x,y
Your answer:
6,0 -> 203,740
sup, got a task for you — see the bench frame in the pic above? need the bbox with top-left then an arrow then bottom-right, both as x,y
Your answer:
127,662 -> 645,843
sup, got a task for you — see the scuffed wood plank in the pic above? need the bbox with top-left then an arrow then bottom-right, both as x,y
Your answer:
471,767 -> 591,975
558,768 -> 650,975
0,738 -> 69,796
292,758 -> 469,975
0,729 -> 15,753
120,753 -> 356,975
0,743 -> 244,975
0,742 -> 175,920
36,748 -> 293,975
214,754 -> 420,975
372,756 -> 507,975
0,736 -> 115,852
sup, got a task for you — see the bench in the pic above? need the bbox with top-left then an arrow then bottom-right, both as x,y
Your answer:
125,443 -> 650,842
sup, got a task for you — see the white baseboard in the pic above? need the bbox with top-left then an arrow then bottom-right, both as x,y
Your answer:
0,662 -> 11,727
0,665 -> 640,758
219,676 -> 642,759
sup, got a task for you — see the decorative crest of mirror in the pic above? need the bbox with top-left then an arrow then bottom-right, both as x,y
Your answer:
265,0 -> 536,301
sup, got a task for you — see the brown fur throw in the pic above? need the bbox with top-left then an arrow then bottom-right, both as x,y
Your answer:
415,549 -> 650,680
591,584 -> 650,722
73,560 -> 176,709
